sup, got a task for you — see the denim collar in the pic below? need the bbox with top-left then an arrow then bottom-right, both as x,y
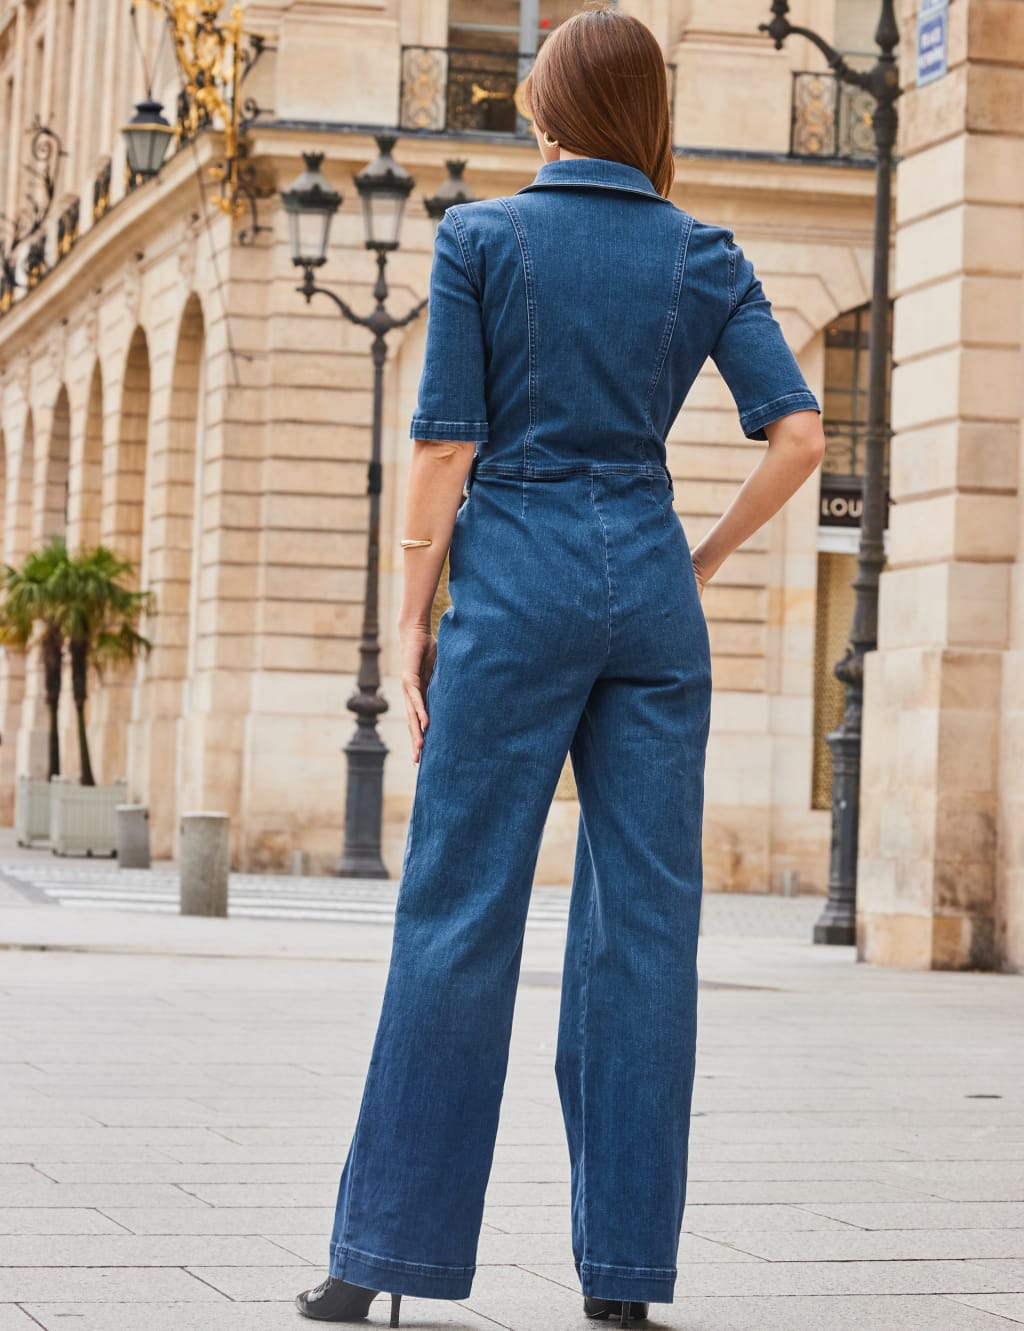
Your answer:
516,156 -> 669,202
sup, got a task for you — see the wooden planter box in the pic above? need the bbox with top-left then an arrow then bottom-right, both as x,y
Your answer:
15,776 -> 52,846
49,776 -> 129,857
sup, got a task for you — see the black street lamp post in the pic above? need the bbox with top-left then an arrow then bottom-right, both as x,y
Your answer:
283,139 -> 426,879
282,139 -> 475,879
759,0 -> 900,945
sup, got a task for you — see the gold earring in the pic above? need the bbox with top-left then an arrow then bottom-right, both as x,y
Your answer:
542,130 -> 559,147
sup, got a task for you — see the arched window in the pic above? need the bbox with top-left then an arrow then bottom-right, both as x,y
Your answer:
811,301 -> 893,811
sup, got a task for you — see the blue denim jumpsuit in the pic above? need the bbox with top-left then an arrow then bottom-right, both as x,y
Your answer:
328,156 -> 820,1305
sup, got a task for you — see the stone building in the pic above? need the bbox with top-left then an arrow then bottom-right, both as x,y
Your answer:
0,0 -> 1014,970
857,0 -> 1024,972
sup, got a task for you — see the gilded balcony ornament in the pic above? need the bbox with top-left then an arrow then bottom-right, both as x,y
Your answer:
131,1 -> 272,242
93,159 -> 112,222
57,199 -> 80,259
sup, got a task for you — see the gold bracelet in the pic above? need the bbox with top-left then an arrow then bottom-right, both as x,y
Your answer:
400,538 -> 432,548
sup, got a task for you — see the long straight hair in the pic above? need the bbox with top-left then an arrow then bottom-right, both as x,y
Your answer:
521,8 -> 675,199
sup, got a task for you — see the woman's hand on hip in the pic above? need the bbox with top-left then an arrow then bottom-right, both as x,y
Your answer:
401,626 -> 438,764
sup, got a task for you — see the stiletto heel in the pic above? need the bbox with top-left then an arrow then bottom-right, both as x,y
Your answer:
296,1275 -> 401,1322
583,1294 -> 649,1325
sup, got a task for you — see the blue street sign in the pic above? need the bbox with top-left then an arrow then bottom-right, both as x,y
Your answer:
917,0 -> 949,86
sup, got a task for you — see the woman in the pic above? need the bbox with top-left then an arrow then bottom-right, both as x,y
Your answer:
297,8 -> 823,1327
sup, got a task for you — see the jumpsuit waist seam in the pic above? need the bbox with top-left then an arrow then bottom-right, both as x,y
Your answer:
471,460 -> 671,481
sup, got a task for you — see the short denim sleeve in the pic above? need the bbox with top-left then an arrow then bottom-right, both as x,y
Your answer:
409,209 -> 489,444
711,241 -> 820,442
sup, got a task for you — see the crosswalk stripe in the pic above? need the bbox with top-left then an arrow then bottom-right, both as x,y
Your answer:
3,864 -> 570,930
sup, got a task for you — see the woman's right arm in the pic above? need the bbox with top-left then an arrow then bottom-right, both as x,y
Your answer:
692,236 -> 825,596
690,409 -> 824,596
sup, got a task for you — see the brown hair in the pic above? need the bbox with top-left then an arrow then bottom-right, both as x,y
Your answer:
521,7 -> 675,199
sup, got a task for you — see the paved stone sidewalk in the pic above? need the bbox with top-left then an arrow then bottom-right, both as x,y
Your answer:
1,900 -> 1023,1330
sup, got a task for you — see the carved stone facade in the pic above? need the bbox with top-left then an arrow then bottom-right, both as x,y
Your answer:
8,1 -> 1012,974
857,0 -> 1024,972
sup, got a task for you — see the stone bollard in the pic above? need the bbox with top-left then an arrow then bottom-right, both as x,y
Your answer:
290,849 -> 310,877
116,804 -> 151,869
782,869 -> 800,898
179,812 -> 230,917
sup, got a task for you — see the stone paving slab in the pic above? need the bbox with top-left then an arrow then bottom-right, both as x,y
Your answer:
790,1201 -> 1024,1229
689,1228 -> 1024,1262
951,1293 -> 1024,1322
3,904 -> 1024,1330
0,1211 -> 135,1236
26,1162 -> 340,1185
525,1258 -> 1024,1297
0,1235 -> 317,1267
0,1267 -> 226,1302
0,1309 -> 38,1330
18,1300 -> 504,1330
89,1206 -> 336,1235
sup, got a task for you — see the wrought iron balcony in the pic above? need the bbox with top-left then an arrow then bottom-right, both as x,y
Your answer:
400,44 -> 875,164
93,159 -> 112,223
790,67 -> 876,161
400,46 -> 677,141
57,199 -> 80,260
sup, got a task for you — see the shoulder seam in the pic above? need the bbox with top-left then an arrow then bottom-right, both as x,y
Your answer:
643,212 -> 695,444
726,237 -> 739,313
496,198 -> 537,471
446,208 -> 482,297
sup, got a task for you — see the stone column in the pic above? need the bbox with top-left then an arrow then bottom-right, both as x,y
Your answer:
5,3 -> 27,224
857,0 -> 1022,970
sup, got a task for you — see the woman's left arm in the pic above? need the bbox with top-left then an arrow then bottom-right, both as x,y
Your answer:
398,439 -> 476,764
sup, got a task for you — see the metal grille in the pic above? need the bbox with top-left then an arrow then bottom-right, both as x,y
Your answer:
400,45 -> 677,142
400,46 -> 527,134
811,552 -> 858,811
791,66 -> 876,161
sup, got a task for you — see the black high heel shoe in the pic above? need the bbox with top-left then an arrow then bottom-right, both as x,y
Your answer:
295,1275 -> 402,1325
583,1294 -> 650,1325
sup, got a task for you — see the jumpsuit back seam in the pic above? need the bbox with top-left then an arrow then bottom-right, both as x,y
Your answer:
643,214 -> 693,455
578,805 -> 598,1279
589,471 -> 613,666
497,199 -> 537,514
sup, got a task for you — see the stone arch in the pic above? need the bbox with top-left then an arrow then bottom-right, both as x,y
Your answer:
42,385 -> 71,544
164,292 -> 205,679
88,329 -> 152,787
142,292 -> 205,689
107,326 -> 151,572
0,427 -> 6,564
12,411 -> 36,560
69,362 -> 104,550
130,293 -> 206,855
6,412 -> 47,784
0,423 -> 17,818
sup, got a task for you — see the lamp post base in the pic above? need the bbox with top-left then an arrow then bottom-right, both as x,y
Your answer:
816,707 -> 862,946
336,725 -> 389,880
813,908 -> 857,947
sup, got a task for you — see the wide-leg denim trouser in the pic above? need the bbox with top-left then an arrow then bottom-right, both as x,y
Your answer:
328,460 -> 712,1305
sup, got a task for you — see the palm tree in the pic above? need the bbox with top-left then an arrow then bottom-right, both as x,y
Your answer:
0,536 -> 68,779
50,546 -> 153,786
